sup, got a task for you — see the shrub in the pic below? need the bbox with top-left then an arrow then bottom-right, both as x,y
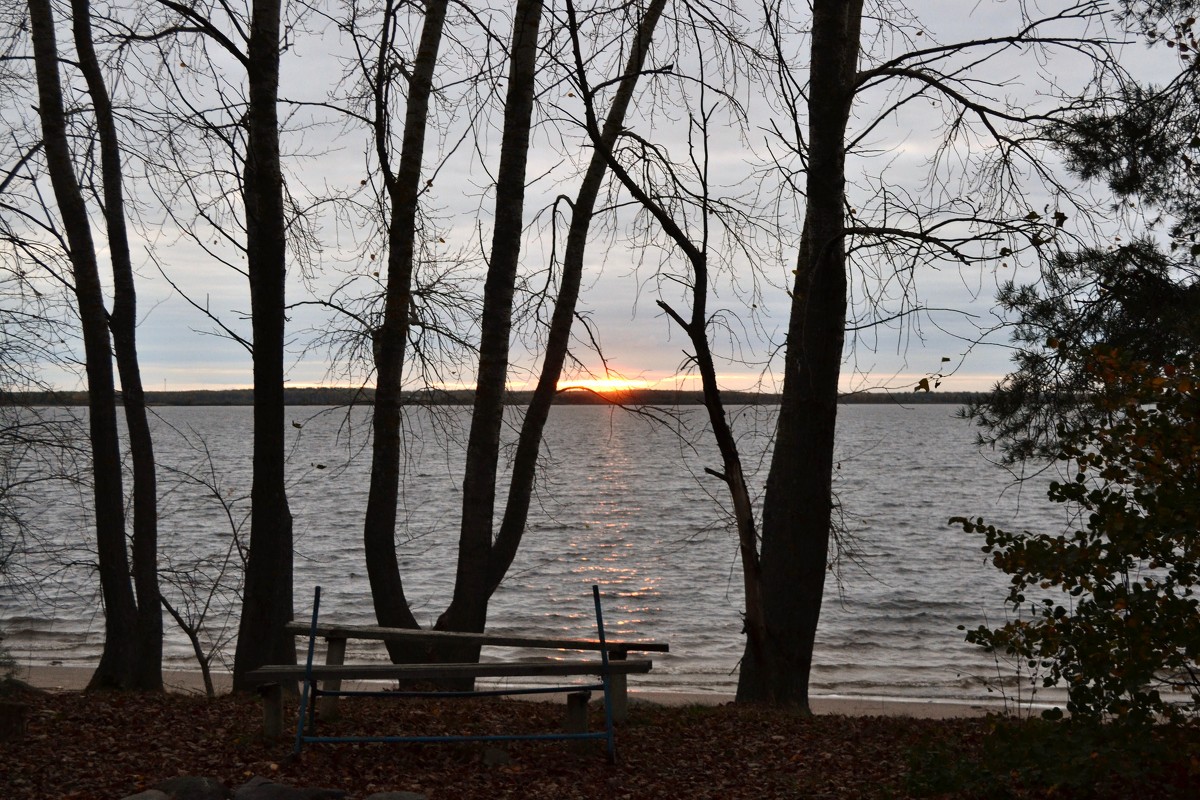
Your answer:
954,350 -> 1200,723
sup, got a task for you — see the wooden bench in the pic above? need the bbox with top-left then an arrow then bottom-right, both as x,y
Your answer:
278,619 -> 668,723
247,586 -> 667,762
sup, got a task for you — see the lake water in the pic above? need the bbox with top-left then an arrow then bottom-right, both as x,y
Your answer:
0,402 -> 1074,706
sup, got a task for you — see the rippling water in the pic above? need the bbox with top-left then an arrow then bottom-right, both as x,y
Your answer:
0,402 -> 1072,704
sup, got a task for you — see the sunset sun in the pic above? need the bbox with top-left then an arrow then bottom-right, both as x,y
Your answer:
556,377 -> 653,395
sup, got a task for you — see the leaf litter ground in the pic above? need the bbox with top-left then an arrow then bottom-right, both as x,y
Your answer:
2,685 -> 1197,799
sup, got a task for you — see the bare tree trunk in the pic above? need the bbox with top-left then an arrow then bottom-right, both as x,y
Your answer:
360,0 -> 667,670
564,0 -> 767,673
438,0 -> 544,643
232,0 -> 295,691
363,0 -> 450,657
487,0 -> 668,594
27,0 -> 143,691
736,0 -> 862,710
70,0 -> 162,691
162,596 -> 215,698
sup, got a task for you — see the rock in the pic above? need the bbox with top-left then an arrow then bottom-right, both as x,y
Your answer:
0,676 -> 48,696
363,793 -> 428,800
234,775 -> 346,800
156,776 -> 231,799
120,792 -> 169,800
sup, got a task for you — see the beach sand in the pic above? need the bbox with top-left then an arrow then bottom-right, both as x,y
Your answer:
13,665 -> 1002,719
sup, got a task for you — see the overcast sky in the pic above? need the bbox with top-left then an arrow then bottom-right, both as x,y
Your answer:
27,0 -> 1175,395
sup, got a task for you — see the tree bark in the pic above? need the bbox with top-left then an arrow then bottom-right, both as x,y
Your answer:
735,0 -> 862,710
438,0 -> 544,643
487,0 -> 668,594
363,0 -> 450,659
232,0 -> 295,691
70,0 -> 163,691
27,0 -> 144,691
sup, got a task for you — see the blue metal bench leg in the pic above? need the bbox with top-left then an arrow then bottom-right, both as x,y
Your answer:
293,586 -> 322,756
592,584 -> 617,764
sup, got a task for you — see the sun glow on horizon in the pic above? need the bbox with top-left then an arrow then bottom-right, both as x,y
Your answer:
556,377 -> 657,395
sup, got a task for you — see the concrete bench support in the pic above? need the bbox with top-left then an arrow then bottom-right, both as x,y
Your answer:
257,683 -> 284,739
566,691 -> 591,754
316,636 -> 346,721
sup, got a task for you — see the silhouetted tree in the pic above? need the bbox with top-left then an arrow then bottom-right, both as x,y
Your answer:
28,0 -> 162,690
971,1 -> 1200,462
572,0 -> 1121,709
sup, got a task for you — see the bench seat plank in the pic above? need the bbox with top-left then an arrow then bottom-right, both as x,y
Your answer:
249,658 -> 652,683
282,622 -> 668,654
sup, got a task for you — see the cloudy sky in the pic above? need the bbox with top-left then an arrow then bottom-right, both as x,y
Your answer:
29,0 -> 1174,395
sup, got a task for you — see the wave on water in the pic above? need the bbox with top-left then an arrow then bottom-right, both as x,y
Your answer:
1,404 -> 1068,703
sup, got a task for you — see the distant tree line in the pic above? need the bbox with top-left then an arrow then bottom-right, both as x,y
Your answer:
2,388 -> 991,407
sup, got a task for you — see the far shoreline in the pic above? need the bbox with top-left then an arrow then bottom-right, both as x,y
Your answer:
12,665 -> 1011,720
3,386 -> 988,407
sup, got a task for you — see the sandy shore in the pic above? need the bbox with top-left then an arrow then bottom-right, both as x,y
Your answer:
12,665 -> 1005,719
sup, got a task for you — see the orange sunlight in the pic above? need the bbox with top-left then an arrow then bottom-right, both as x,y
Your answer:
556,377 -> 654,395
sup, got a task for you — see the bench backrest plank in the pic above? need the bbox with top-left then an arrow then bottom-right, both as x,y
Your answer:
282,622 -> 669,654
